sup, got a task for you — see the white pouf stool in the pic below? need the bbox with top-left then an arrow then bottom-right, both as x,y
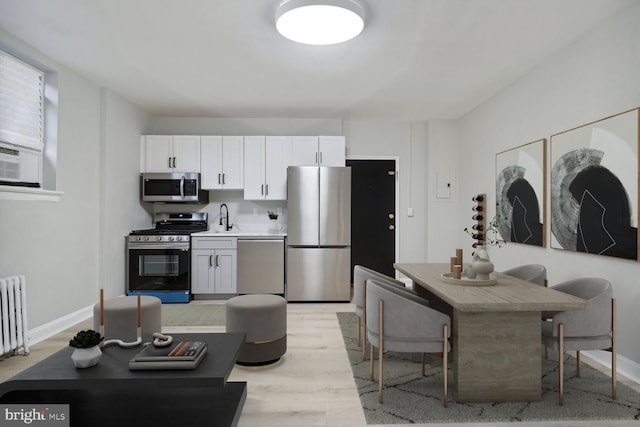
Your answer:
93,295 -> 162,341
226,294 -> 287,366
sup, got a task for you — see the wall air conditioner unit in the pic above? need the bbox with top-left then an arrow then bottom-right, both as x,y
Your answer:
0,143 -> 20,182
0,141 -> 41,187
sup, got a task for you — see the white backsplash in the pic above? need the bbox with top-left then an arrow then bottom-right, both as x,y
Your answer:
151,190 -> 287,233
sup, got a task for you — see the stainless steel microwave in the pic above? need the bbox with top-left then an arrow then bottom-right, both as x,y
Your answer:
140,172 -> 209,203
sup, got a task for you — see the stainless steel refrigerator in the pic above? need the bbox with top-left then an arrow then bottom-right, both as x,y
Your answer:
286,166 -> 351,301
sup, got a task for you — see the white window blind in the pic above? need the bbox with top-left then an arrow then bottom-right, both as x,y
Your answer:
0,50 -> 44,151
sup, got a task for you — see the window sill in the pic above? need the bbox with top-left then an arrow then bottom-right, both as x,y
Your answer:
0,185 -> 63,201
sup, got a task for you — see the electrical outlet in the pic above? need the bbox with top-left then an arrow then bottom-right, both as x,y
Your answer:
407,207 -> 414,217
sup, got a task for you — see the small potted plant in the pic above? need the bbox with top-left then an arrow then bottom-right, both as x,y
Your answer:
69,329 -> 104,368
267,211 -> 279,232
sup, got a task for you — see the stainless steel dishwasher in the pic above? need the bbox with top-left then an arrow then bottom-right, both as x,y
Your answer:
237,238 -> 285,294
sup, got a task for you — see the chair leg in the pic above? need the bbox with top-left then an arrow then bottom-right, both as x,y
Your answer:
576,351 -> 581,378
362,285 -> 368,361
443,324 -> 448,408
378,299 -> 384,404
370,343 -> 374,381
357,316 -> 361,347
612,298 -> 617,400
559,323 -> 564,406
421,353 -> 425,376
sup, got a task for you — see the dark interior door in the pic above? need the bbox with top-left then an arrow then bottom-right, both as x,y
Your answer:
347,159 -> 396,279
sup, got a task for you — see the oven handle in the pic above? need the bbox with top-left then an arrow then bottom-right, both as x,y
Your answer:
128,243 -> 189,250
180,176 -> 185,198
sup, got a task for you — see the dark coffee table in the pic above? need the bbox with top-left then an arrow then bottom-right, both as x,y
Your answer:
0,333 -> 246,427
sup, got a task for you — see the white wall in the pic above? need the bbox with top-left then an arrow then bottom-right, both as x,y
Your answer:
149,117 -> 343,136
0,30 -> 149,342
100,90 -> 151,300
425,120 -> 460,262
455,3 -> 640,371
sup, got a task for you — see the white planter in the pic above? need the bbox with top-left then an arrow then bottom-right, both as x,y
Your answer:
269,219 -> 280,232
71,345 -> 102,368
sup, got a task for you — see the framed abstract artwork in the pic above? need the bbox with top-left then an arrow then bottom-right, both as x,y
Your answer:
495,139 -> 546,247
550,108 -> 640,260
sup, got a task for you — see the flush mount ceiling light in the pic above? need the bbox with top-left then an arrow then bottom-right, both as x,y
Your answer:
275,0 -> 365,45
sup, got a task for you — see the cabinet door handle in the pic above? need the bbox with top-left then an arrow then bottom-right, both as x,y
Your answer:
173,157 -> 176,168
265,184 -> 269,196
215,254 -> 220,267
222,174 -> 226,185
168,157 -> 172,168
315,152 -> 318,165
261,184 -> 264,195
218,173 -> 221,184
320,152 -> 323,164
209,255 -> 213,267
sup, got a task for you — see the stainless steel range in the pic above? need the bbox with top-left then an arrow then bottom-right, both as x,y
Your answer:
126,212 -> 208,303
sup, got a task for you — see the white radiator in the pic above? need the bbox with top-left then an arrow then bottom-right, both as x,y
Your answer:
0,275 -> 29,357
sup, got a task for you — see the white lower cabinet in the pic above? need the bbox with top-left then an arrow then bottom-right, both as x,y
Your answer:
191,237 -> 237,295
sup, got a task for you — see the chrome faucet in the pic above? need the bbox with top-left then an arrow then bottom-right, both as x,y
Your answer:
219,203 -> 231,231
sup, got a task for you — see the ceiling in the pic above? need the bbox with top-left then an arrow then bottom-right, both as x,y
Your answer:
0,0 -> 638,121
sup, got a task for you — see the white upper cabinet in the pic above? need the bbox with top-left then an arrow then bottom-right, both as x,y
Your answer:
290,135 -> 345,166
143,135 -> 201,172
201,136 -> 244,190
290,136 -> 319,166
244,136 -> 292,200
265,136 -> 293,199
318,136 -> 346,167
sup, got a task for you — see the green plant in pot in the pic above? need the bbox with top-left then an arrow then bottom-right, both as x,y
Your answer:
268,210 -> 280,231
69,329 -> 103,348
69,329 -> 104,368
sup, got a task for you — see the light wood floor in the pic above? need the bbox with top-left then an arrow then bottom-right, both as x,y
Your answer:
1,301 -> 638,427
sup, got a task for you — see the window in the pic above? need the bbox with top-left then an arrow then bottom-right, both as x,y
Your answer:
0,48 -> 44,188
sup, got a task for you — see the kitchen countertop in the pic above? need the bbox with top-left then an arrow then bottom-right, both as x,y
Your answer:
192,229 -> 287,238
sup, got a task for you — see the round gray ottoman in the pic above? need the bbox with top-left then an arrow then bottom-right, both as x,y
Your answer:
226,294 -> 287,366
93,295 -> 162,341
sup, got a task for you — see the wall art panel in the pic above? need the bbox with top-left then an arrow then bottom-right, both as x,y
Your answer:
550,108 -> 639,260
496,139 -> 546,247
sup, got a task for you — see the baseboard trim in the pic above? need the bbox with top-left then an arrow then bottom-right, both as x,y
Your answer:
583,350 -> 640,385
27,305 -> 93,347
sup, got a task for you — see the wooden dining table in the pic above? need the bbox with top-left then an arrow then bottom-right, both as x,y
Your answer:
394,263 -> 590,402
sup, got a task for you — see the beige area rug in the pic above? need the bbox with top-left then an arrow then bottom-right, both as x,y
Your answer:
337,312 -> 640,424
161,303 -> 226,326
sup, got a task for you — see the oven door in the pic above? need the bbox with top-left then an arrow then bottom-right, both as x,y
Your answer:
127,243 -> 190,292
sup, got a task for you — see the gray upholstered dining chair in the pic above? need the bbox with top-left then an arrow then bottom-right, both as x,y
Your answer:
366,279 -> 450,407
353,265 -> 409,361
502,264 -> 547,286
541,277 -> 616,405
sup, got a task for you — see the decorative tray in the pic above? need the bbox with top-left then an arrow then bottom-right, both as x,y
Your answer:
440,272 -> 497,286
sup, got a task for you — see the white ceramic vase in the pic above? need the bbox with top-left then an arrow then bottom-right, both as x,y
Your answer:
471,245 -> 494,280
71,345 -> 102,368
269,219 -> 280,232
